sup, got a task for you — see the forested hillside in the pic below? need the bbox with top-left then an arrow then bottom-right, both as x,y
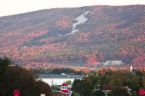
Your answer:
0,5 -> 145,68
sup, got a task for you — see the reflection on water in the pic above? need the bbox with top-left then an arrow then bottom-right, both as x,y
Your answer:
38,74 -> 84,85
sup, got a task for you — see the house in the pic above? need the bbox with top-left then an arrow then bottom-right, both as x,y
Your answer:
103,60 -> 124,66
60,83 -> 72,96
51,83 -> 72,96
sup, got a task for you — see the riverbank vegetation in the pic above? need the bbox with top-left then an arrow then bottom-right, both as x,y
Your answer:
32,68 -> 85,75
72,69 -> 145,96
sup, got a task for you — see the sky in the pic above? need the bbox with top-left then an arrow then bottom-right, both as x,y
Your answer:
0,0 -> 145,17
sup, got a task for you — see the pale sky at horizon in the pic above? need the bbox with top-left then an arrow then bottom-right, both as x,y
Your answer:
0,0 -> 145,17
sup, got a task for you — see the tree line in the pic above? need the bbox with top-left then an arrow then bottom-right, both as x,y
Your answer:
72,69 -> 145,96
0,57 -> 51,96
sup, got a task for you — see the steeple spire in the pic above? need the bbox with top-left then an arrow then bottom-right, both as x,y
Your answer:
130,64 -> 133,72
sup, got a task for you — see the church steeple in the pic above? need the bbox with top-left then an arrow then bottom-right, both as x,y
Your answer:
130,64 -> 133,72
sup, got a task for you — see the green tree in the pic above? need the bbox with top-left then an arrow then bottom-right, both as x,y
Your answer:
108,88 -> 130,96
92,90 -> 105,96
0,57 -> 12,74
64,80 -> 72,85
0,57 -> 51,96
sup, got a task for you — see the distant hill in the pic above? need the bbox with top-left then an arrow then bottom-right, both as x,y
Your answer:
0,5 -> 145,68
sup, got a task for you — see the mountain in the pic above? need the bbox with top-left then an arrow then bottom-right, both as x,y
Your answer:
0,5 -> 145,68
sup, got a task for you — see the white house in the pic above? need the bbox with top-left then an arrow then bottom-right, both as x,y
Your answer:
103,60 -> 124,66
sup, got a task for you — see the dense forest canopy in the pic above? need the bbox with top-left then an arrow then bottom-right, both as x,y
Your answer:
0,57 -> 52,96
0,5 -> 145,68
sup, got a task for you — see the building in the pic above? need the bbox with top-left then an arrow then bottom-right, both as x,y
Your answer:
60,83 -> 72,96
130,64 -> 133,72
103,60 -> 124,66
51,83 -> 72,96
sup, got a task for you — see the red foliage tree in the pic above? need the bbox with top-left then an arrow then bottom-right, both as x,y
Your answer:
86,54 -> 100,67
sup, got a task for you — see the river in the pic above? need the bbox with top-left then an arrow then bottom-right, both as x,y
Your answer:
38,74 -> 84,85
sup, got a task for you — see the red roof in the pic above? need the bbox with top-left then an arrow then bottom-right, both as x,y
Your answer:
60,90 -> 71,94
61,83 -> 68,86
